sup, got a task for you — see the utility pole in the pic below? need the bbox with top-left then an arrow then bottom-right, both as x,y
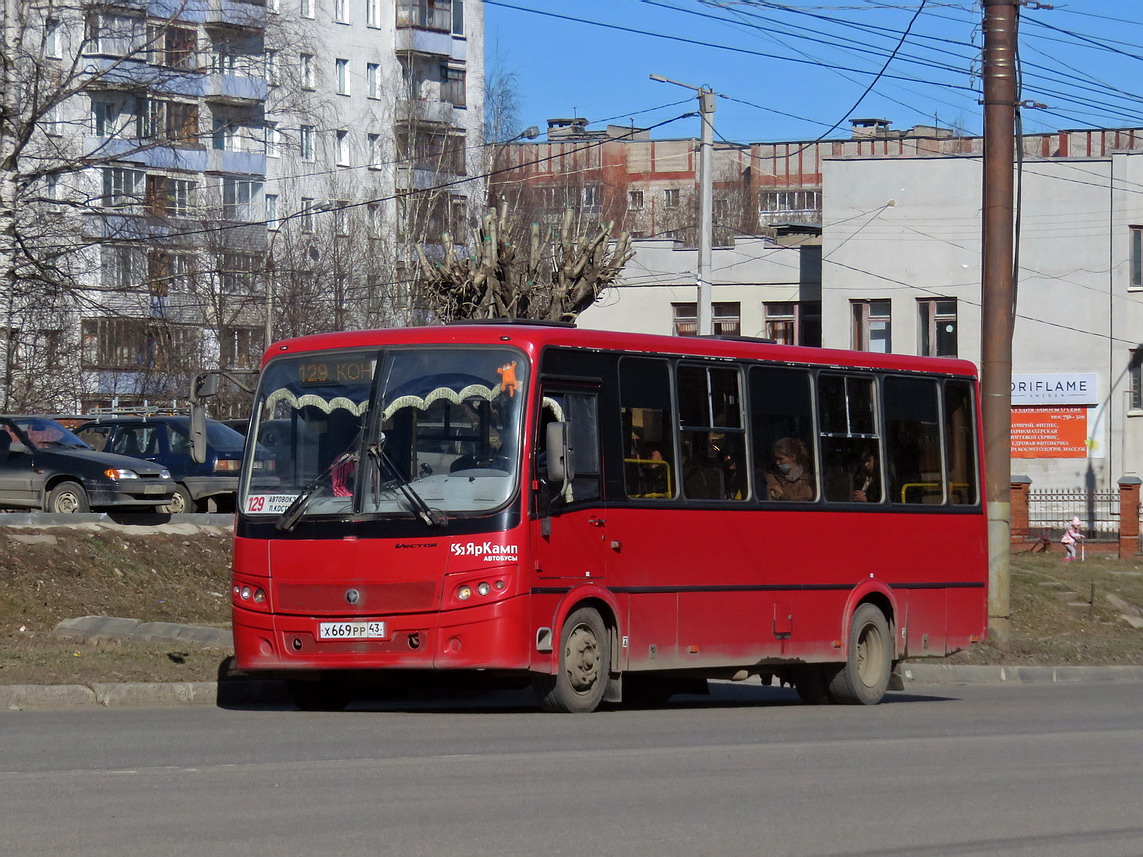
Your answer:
981,0 -> 1019,647
650,75 -> 715,335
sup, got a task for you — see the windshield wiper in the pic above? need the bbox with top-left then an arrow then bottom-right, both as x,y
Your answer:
367,438 -> 446,528
275,471 -> 328,532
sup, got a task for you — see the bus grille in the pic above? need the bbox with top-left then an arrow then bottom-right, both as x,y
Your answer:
275,581 -> 437,615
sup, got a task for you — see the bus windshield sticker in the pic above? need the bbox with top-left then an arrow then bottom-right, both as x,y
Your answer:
245,493 -> 300,515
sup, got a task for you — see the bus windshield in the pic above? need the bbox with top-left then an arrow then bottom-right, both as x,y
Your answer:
240,347 -> 527,522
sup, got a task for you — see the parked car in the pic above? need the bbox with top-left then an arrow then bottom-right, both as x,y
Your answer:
75,416 -> 251,514
0,416 -> 176,514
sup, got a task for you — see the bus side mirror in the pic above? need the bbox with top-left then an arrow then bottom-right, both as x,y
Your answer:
190,405 -> 208,464
191,372 -> 220,402
545,422 -> 574,493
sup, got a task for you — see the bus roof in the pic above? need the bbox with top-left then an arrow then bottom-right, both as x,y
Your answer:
264,322 -> 978,378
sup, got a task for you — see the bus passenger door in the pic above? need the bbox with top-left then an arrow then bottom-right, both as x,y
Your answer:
531,387 -> 608,583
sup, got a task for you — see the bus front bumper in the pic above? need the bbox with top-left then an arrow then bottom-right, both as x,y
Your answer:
232,595 -> 534,674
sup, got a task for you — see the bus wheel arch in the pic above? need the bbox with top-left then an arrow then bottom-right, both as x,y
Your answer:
829,601 -> 894,705
534,598 -> 617,713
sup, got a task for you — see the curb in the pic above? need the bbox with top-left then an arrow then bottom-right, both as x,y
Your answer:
900,663 -> 1143,685
3,666 -> 1143,711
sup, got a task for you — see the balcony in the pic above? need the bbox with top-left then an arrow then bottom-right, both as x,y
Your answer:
83,137 -> 209,173
395,26 -> 452,58
203,0 -> 267,30
206,148 -> 266,176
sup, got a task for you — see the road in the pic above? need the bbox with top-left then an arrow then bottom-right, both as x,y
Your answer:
2,681 -> 1141,857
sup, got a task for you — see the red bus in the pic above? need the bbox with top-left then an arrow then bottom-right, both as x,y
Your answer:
206,322 -> 987,712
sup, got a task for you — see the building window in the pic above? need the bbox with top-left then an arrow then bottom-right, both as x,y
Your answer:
145,174 -> 196,218
221,254 -> 260,293
300,0 -> 313,18
265,122 -> 279,157
265,193 -> 279,230
366,0 -> 381,27
86,13 -> 139,57
221,326 -> 262,369
627,190 -> 644,211
367,62 -> 381,97
336,58 -> 350,95
265,49 -> 279,85
46,19 -> 63,58
452,0 -> 464,35
333,201 -> 349,236
91,99 -> 122,137
299,125 -> 314,160
852,299 -> 891,353
664,188 -> 680,209
267,0 -> 279,12
212,118 -> 237,151
334,130 -> 349,165
1131,350 -> 1143,413
397,0 -> 452,30
101,167 -> 144,209
101,245 -> 145,288
764,301 -> 821,347
441,65 -> 465,106
582,184 -> 602,213
300,53 -> 315,89
222,177 -> 262,222
672,302 -> 740,337
918,298 -> 957,357
300,197 -> 314,233
334,0 -> 348,22
367,132 -> 381,167
758,188 -> 822,224
1131,226 -> 1143,290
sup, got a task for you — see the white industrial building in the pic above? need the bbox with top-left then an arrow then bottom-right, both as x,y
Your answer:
580,144 -> 1143,492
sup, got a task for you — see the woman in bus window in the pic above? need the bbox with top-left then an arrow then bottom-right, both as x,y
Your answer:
766,437 -> 814,501
852,449 -> 881,502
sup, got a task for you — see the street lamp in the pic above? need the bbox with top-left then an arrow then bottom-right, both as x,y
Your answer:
650,74 -> 716,336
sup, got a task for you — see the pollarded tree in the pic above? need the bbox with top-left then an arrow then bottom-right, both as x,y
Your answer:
415,203 -> 634,323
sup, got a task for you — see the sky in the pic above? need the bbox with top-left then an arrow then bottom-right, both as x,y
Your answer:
483,0 -> 1143,145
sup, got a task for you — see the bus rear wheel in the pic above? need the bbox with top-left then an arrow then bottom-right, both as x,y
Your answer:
534,607 -> 610,713
828,603 -> 892,705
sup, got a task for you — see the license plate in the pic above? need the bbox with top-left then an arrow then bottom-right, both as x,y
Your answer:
142,484 -> 168,494
318,621 -> 387,640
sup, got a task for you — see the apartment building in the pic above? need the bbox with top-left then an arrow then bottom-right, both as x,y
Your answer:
0,0 -> 481,413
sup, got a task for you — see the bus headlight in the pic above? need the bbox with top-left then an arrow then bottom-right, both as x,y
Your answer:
457,585 -> 473,601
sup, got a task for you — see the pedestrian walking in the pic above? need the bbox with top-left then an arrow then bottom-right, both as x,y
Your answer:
1061,516 -> 1085,562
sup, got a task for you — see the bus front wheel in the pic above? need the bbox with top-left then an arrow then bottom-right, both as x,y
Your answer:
534,607 -> 610,713
828,603 -> 892,705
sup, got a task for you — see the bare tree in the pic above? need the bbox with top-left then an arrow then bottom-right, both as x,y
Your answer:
415,203 -> 634,323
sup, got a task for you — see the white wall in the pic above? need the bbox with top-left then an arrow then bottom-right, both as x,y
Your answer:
578,237 -> 816,337
822,153 -> 1134,491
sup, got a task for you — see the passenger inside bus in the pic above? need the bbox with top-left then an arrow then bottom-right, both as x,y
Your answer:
765,436 -> 815,501
852,449 -> 881,502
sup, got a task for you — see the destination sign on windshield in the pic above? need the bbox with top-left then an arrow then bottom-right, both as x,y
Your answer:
297,357 -> 374,386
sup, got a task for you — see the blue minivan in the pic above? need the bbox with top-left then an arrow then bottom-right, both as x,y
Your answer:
76,416 -> 249,514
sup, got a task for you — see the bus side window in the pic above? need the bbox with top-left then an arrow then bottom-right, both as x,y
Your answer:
944,380 -> 979,505
676,364 -> 747,501
884,376 -> 942,504
750,365 -> 817,502
538,390 -> 601,506
620,357 -> 676,500
818,374 -> 882,503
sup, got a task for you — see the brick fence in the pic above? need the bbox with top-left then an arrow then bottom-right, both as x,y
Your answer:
1010,476 -> 1141,558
